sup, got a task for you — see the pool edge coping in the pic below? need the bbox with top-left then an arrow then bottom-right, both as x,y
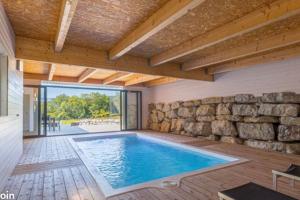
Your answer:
68,132 -> 249,198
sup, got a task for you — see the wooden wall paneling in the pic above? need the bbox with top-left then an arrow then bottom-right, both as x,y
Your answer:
0,57 -> 23,191
0,2 -> 15,57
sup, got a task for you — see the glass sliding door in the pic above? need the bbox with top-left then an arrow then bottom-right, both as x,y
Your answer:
24,84 -> 141,136
121,91 -> 142,130
46,86 -> 121,136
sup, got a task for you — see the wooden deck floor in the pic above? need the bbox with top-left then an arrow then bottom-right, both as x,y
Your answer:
2,131 -> 300,200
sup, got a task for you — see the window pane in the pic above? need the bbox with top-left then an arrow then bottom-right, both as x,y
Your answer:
46,87 -> 121,136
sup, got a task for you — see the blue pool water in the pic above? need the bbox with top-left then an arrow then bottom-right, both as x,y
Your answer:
76,134 -> 231,189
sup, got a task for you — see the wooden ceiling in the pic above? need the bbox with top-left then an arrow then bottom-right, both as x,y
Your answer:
22,60 -> 177,87
1,0 -> 300,87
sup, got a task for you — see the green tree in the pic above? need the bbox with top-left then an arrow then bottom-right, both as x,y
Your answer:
47,92 -> 113,120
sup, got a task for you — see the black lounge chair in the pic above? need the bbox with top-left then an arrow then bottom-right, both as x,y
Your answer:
218,182 -> 297,200
272,164 -> 300,190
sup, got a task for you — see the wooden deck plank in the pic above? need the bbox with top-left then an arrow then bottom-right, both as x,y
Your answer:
78,166 -> 105,200
1,132 -> 300,200
62,168 -> 81,200
8,174 -> 25,199
17,173 -> 35,200
29,172 -> 44,200
70,167 -> 94,200
42,170 -> 55,200
53,169 -> 68,200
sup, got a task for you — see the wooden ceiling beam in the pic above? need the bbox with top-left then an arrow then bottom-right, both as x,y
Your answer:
54,0 -> 78,52
109,0 -> 205,60
103,72 -> 131,85
182,27 -> 300,70
48,64 -> 56,80
25,73 -> 76,82
125,75 -> 161,86
150,0 -> 300,66
144,77 -> 179,87
23,72 -> 121,85
0,2 -> 15,57
78,68 -> 97,83
207,44 -> 300,74
16,37 -> 213,81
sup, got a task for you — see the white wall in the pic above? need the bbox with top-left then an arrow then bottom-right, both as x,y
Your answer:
147,57 -> 300,103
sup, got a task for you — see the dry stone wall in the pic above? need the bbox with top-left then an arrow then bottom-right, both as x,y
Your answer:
148,92 -> 300,155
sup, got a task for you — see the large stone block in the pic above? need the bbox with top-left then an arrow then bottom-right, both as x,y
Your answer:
165,110 -> 178,119
244,116 -> 279,123
244,140 -> 285,152
258,104 -> 299,117
178,107 -> 195,118
216,115 -> 243,122
193,122 -> 212,136
256,96 -> 263,103
235,94 -> 257,103
162,103 -> 171,112
262,92 -> 300,103
150,123 -> 161,131
184,121 -> 195,133
193,100 -> 201,106
237,123 -> 275,140
157,111 -> 165,122
202,97 -> 222,104
223,96 -> 235,103
280,117 -> 300,126
216,103 -> 232,115
183,101 -> 194,107
170,119 -> 185,132
170,119 -> 177,132
206,134 -> 220,141
160,120 -> 171,133
150,112 -> 158,123
155,103 -> 164,111
278,125 -> 300,141
148,103 -> 155,112
232,104 -> 258,116
285,143 -> 300,154
220,136 -> 243,144
197,116 -> 216,122
212,120 -> 237,136
196,105 -> 216,116
183,121 -> 212,137
171,101 -> 182,110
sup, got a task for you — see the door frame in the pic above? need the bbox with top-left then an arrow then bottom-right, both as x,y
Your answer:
23,85 -> 46,138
